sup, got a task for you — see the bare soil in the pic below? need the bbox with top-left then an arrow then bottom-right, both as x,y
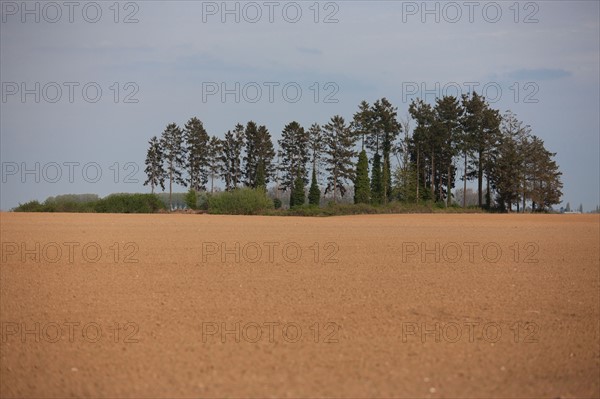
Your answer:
1,213 -> 598,398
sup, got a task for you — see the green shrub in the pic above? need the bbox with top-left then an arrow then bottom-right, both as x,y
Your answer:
13,200 -> 46,212
273,198 -> 282,209
197,191 -> 209,211
207,188 -> 274,215
185,189 -> 198,210
95,193 -> 165,213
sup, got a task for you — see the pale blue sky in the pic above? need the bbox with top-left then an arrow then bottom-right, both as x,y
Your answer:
1,1 -> 599,210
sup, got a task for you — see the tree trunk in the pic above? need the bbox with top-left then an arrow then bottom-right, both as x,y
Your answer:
169,177 -> 173,210
447,163 -> 451,207
333,167 -> 338,204
438,171 -> 443,204
477,151 -> 483,207
416,150 -> 420,203
169,160 -> 173,210
485,171 -> 491,209
430,152 -> 435,199
423,168 -> 427,201
463,152 -> 467,208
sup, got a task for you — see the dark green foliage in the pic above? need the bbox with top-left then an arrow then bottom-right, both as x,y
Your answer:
351,100 -> 373,151
243,122 -> 276,188
160,123 -> 187,209
308,123 -> 323,173
243,121 -> 260,186
255,125 -> 276,186
207,188 -> 274,215
278,121 -> 310,196
461,93 -> 501,208
408,98 -> 436,202
393,161 -> 419,203
322,115 -> 357,203
95,194 -> 165,213
139,93 -> 562,214
13,200 -> 46,212
273,198 -> 282,209
370,152 -> 382,205
207,136 -> 222,193
184,117 -> 210,191
524,136 -> 563,211
270,200 -> 485,217
143,136 -> 165,194
220,124 -> 244,191
185,188 -> 197,210
15,194 -> 165,213
489,111 -> 562,212
434,96 -> 463,206
373,98 -> 401,203
255,158 -> 267,191
308,168 -> 321,206
354,150 -> 371,204
290,172 -> 306,208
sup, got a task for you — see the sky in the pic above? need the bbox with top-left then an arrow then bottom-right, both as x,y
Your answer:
1,0 -> 599,211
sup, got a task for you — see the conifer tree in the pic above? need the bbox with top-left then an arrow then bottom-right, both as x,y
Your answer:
354,149 -> 371,204
290,171 -> 306,208
220,124 -> 244,191
278,121 -> 310,203
143,135 -> 165,194
207,136 -> 222,193
184,117 -> 210,192
323,115 -> 357,203
160,123 -> 186,209
370,153 -> 382,205
308,168 -> 321,206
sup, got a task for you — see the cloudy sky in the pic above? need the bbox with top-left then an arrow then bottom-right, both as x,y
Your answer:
1,1 -> 598,210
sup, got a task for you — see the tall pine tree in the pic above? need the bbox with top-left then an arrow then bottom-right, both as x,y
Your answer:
243,121 -> 260,187
184,117 -> 210,192
207,136 -> 222,193
372,98 -> 402,203
160,123 -> 186,209
323,115 -> 357,203
434,96 -> 463,206
254,124 -> 276,187
461,92 -> 501,208
143,136 -> 165,194
278,121 -> 309,203
220,124 -> 244,191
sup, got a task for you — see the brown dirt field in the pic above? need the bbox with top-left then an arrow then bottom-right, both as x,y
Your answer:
0,212 -> 598,398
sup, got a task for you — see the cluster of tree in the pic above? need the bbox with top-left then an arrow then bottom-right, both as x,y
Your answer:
399,93 -> 563,211
14,193 -> 164,213
144,93 -> 563,212
144,118 -> 275,209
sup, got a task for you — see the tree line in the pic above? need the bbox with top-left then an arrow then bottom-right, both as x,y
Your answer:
144,92 -> 563,212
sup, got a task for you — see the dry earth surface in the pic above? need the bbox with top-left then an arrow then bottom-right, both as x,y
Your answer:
0,212 -> 598,398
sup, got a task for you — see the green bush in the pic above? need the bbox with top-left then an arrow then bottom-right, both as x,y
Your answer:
95,193 -> 165,213
13,200 -> 46,212
207,188 -> 274,215
197,191 -> 209,211
12,192 -> 486,216
13,198 -> 96,212
185,189 -> 198,210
